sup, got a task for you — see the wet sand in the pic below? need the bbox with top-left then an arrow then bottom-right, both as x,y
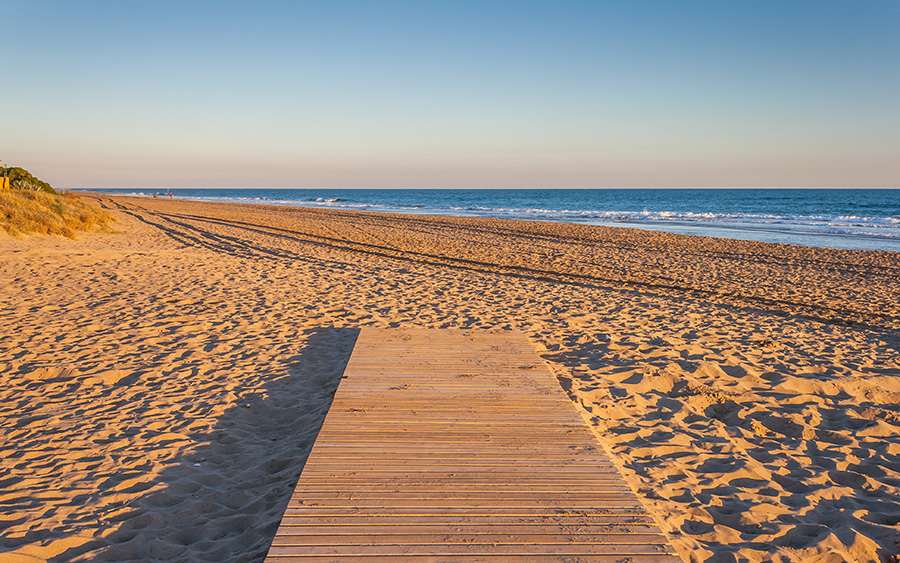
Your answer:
1,194 -> 898,562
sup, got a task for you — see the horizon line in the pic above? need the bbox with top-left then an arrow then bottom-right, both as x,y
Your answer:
70,186 -> 900,191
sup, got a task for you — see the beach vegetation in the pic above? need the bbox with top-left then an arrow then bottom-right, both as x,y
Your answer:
0,166 -> 57,194
0,189 -> 117,238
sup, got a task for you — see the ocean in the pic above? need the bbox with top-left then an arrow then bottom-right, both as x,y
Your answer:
79,188 -> 900,253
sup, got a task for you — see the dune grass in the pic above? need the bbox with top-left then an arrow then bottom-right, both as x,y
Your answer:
0,189 -> 117,238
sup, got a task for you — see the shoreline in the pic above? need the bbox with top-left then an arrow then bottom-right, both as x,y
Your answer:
1,194 -> 898,562
73,188 -> 900,254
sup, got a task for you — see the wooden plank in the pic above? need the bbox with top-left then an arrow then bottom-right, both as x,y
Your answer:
266,329 -> 678,561
272,524 -> 664,535
277,509 -> 661,523
277,515 -> 660,525
265,557 -> 673,563
268,546 -> 679,561
271,532 -> 673,545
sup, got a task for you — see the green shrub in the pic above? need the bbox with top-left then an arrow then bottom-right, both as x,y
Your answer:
0,166 -> 57,194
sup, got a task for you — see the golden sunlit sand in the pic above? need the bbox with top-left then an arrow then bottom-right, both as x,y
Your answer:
1,194 -> 899,562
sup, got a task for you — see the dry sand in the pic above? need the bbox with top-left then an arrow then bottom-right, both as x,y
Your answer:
1,194 -> 899,562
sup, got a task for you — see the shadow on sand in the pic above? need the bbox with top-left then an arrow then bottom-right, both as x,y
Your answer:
92,327 -> 359,562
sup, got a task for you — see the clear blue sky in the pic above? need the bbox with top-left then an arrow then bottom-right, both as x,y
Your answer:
2,1 -> 898,188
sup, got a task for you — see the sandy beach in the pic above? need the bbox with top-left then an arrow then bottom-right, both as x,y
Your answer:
1,194 -> 899,562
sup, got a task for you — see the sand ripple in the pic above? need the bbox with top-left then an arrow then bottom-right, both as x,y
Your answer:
1,195 -> 898,562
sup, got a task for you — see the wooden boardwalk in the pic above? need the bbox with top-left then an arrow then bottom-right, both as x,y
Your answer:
267,329 -> 679,562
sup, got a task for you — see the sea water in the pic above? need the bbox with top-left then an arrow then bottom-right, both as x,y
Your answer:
79,188 -> 900,253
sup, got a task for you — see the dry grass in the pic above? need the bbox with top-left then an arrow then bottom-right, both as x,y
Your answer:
0,189 -> 117,238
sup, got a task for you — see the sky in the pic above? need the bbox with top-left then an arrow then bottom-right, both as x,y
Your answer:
1,1 -> 898,189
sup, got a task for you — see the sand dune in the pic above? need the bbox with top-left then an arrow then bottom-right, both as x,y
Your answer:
1,194 -> 898,562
